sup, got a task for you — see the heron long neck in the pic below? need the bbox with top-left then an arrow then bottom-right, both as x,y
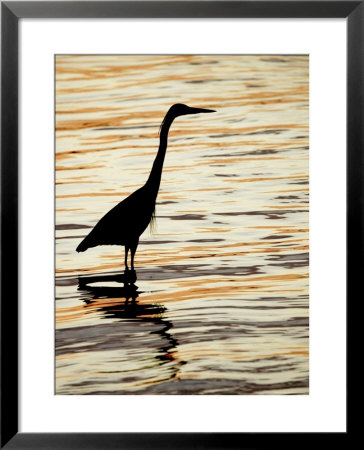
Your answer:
146,113 -> 175,195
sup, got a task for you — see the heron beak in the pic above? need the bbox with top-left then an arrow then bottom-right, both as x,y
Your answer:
186,107 -> 216,115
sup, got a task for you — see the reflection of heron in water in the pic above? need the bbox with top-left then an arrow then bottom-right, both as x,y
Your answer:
78,273 -> 184,377
76,104 -> 215,281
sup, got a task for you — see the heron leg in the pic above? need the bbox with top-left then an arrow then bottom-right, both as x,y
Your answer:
124,245 -> 129,270
130,240 -> 139,271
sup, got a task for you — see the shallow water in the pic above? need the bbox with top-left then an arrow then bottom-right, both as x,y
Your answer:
55,55 -> 309,394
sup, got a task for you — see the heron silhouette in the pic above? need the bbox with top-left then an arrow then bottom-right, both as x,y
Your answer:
76,103 -> 215,280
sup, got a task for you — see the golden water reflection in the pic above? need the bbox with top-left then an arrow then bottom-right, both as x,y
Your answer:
56,55 -> 309,394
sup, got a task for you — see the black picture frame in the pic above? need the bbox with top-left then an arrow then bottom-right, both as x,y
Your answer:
1,1 -> 356,448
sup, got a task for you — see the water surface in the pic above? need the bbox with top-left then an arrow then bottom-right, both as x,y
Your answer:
56,55 -> 309,394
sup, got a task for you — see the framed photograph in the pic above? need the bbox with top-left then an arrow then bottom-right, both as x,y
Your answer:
1,1 -> 354,448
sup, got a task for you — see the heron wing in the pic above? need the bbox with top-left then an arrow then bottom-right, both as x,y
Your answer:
77,186 -> 154,250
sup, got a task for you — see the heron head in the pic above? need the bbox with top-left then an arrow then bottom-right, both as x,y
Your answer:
169,103 -> 215,118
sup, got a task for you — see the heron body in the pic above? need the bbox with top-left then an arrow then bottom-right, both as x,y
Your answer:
76,103 -> 215,274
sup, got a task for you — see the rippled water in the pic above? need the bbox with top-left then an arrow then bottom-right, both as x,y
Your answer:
55,55 -> 309,394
